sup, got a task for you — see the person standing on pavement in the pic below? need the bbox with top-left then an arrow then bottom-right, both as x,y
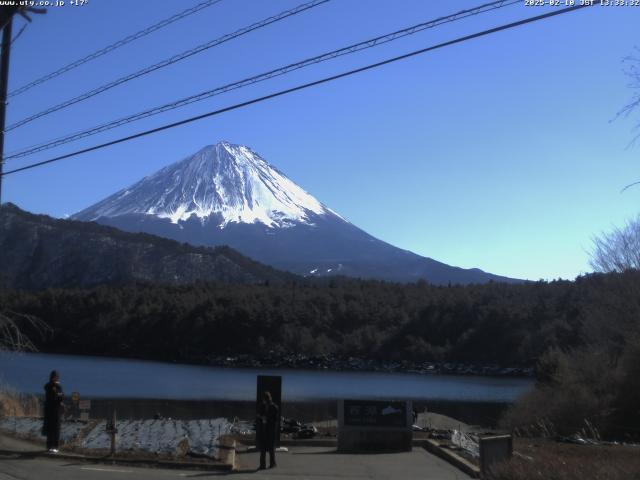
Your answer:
43,370 -> 64,453
258,391 -> 279,470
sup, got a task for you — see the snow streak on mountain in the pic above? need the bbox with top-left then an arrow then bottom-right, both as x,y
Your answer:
75,142 -> 339,228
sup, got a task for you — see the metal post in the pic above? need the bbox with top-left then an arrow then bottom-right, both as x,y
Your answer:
108,409 -> 117,456
0,16 -> 13,204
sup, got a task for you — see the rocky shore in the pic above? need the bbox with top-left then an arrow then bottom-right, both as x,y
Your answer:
205,353 -> 534,377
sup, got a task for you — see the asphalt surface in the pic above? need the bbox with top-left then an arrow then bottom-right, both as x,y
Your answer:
0,433 -> 471,479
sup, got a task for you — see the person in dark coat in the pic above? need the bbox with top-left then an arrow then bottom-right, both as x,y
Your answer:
43,370 -> 64,453
257,391 -> 279,469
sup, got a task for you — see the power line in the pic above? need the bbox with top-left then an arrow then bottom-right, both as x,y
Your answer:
0,3 -> 594,178
5,0 -> 520,160
7,0 -> 224,98
4,0 -> 330,133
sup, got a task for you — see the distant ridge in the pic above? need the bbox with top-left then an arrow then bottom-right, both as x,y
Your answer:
0,203 -> 294,290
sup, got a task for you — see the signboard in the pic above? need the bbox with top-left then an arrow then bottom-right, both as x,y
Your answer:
78,399 -> 91,410
338,399 -> 413,452
343,400 -> 408,428
80,412 -> 89,421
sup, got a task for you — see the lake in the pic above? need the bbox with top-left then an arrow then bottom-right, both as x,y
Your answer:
0,351 -> 533,403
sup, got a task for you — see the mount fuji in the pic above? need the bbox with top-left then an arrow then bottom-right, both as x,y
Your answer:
73,141 -> 518,284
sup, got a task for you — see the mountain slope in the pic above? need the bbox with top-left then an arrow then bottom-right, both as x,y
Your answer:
0,203 -> 294,290
73,141 -> 520,285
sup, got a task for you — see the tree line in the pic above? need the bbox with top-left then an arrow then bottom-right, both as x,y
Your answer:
1,270 -> 638,369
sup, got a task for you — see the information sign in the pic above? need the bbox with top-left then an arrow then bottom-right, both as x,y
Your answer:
343,400 -> 407,428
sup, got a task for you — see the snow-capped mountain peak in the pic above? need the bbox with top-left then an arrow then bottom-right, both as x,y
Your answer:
72,141 -> 521,285
74,141 -> 335,228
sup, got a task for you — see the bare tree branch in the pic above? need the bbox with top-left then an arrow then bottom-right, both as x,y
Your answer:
620,179 -> 640,193
590,216 -> 640,273
0,311 -> 51,352
615,47 -> 640,149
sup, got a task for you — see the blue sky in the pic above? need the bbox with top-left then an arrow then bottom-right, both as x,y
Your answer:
2,0 -> 639,281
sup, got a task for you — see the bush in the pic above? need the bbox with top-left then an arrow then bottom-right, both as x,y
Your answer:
488,439 -> 640,480
502,343 -> 639,439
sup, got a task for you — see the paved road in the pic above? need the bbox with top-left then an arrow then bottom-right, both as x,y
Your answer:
237,446 -> 472,479
0,434 -> 470,479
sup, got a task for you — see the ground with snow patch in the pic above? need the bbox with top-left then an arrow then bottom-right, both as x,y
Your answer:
0,416 -> 231,459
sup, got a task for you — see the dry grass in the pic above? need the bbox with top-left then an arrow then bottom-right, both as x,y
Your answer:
488,438 -> 640,480
0,385 -> 40,418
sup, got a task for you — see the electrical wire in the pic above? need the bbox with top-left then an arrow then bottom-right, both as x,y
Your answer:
5,0 -> 520,159
4,0 -> 330,132
0,3 -> 595,178
8,0 -> 224,98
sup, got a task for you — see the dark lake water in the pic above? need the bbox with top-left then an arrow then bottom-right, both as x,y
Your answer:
0,351 -> 533,403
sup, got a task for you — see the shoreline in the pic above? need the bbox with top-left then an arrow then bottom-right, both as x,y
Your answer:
28,350 -> 535,378
205,354 -> 534,377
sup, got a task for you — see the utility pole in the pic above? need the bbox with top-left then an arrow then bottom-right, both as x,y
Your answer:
0,16 -> 12,205
0,6 -> 45,205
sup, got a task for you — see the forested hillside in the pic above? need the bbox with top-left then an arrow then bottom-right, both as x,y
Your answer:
2,270 -> 638,369
0,203 -> 294,289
